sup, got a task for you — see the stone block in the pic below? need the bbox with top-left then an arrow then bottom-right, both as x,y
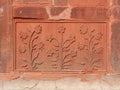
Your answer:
71,7 -> 109,20
13,7 -> 49,19
68,0 -> 108,6
111,21 -> 120,73
112,6 -> 120,19
50,7 -> 67,16
54,0 -> 68,6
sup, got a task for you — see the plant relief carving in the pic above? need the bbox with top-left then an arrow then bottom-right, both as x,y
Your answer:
18,25 -> 44,71
78,25 -> 104,73
47,26 -> 77,70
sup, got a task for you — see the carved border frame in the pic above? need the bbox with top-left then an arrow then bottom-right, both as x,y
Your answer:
12,19 -> 111,80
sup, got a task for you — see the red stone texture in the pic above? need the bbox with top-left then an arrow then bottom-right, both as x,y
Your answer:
15,21 -> 107,73
54,0 -> 68,6
112,6 -> 120,19
13,0 -> 51,4
50,7 -> 67,16
0,0 -> 13,73
13,7 -> 49,19
68,0 -> 108,6
71,7 -> 109,20
111,22 -> 120,73
111,0 -> 120,73
0,0 -> 115,80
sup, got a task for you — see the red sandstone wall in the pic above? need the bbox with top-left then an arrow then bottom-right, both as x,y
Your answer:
111,0 -> 120,73
0,0 -> 118,80
0,0 -> 13,73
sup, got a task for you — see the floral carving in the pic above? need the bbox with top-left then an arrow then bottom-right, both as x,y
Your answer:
47,26 -> 77,70
19,32 -> 28,40
78,25 -> 104,72
18,25 -> 44,71
16,23 -> 107,75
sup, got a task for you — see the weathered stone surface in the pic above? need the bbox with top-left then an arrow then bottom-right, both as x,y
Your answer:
54,0 -> 68,6
111,0 -> 120,73
112,0 -> 120,5
13,0 -> 51,4
1,76 -> 120,90
13,7 -> 49,19
112,6 -> 120,19
71,7 -> 109,20
0,0 -> 13,73
111,21 -> 120,73
50,7 -> 67,16
69,0 -> 108,6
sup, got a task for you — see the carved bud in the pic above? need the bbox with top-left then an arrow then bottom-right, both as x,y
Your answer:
95,32 -> 103,40
19,45 -> 26,53
58,26 -> 66,33
34,25 -> 42,34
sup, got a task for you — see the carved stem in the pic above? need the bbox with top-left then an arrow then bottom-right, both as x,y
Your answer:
61,33 -> 64,69
88,31 -> 94,70
29,31 -> 35,70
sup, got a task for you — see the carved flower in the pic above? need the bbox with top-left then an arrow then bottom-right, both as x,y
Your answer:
71,50 -> 77,57
34,25 -> 42,34
39,42 -> 44,51
19,32 -> 28,40
47,50 -> 55,57
95,32 -> 103,40
47,34 -> 54,42
80,25 -> 88,35
58,26 -> 66,33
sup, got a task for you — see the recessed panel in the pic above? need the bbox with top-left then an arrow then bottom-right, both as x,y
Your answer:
15,22 -> 107,74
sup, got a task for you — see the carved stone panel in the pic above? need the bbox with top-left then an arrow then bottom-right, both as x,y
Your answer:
15,22 -> 107,74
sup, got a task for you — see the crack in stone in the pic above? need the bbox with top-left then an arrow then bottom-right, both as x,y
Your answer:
55,81 -> 58,90
24,82 -> 39,90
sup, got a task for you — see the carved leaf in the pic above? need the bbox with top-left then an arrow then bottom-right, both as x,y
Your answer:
19,45 -> 27,53
94,47 -> 103,54
80,25 -> 88,35
63,36 -> 76,50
